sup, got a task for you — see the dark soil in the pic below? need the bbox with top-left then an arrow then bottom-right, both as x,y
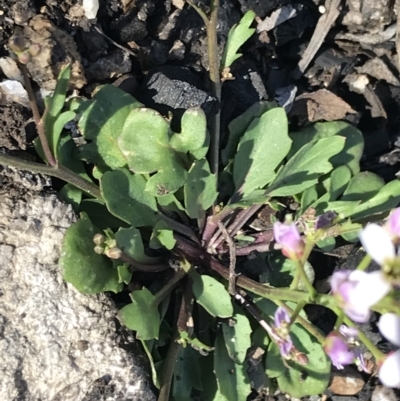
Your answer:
1,1 -> 400,401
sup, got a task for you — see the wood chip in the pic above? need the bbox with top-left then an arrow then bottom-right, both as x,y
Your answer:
290,89 -> 355,122
256,5 -> 299,33
356,57 -> 400,87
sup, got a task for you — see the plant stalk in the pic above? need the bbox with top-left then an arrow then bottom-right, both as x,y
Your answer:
0,152 -> 102,199
20,63 -> 56,166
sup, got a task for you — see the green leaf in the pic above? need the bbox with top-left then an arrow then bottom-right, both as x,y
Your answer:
263,252 -> 314,291
328,165 -> 353,201
316,236 -> 336,252
118,107 -> 187,195
59,215 -> 122,294
214,333 -> 251,401
78,85 -> 142,169
266,136 -> 345,197
115,226 -> 162,264
341,171 -> 384,202
101,169 -> 158,227
289,121 -> 364,175
172,346 -> 203,401
191,273 -> 233,318
341,179 -> 400,221
79,199 -> 129,230
222,312 -> 252,364
184,158 -> 218,219
141,340 -> 161,389
170,107 -> 209,159
58,183 -> 82,211
233,107 -> 291,197
178,331 -> 214,353
119,288 -> 160,340
298,187 -> 318,216
150,220 -> 176,250
222,10 -> 256,69
265,323 -> 330,397
222,101 -> 275,165
117,263 -> 132,284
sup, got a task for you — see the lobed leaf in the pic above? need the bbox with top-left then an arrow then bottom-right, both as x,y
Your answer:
222,10 -> 256,69
119,288 -> 160,340
79,85 -> 142,169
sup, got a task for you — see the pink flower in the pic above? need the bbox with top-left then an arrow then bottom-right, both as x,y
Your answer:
272,307 -> 293,359
330,270 -> 391,323
377,313 -> 400,388
385,208 -> 400,239
324,326 -> 368,371
273,222 -> 304,260
324,331 -> 355,369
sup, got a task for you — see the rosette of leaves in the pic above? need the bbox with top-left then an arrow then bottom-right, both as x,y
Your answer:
41,26 -> 400,401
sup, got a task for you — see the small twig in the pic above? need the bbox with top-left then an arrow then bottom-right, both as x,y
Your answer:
292,0 -> 341,79
210,204 -> 263,250
20,63 -> 56,166
94,26 -> 138,58
234,290 -> 276,336
218,221 -> 237,295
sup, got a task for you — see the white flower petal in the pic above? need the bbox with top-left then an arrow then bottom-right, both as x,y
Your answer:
359,224 -> 395,265
379,350 -> 400,388
349,271 -> 391,308
378,313 -> 400,347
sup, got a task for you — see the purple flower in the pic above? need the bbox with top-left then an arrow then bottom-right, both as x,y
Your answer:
324,331 -> 355,369
377,313 -> 400,388
330,270 -> 391,323
273,222 -> 304,260
325,326 -> 369,372
272,307 -> 293,359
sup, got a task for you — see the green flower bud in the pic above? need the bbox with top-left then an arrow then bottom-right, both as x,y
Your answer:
94,245 -> 104,254
93,233 -> 105,245
105,247 -> 122,259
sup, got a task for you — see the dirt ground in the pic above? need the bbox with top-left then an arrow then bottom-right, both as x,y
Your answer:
1,1 -> 400,400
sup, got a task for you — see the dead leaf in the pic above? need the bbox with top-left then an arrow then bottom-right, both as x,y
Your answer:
290,89 -> 355,122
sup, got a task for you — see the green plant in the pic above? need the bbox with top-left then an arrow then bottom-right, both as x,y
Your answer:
3,5 -> 400,401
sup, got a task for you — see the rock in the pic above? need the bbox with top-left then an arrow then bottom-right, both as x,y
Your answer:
329,368 -> 365,395
371,385 -> 398,401
111,8 -> 147,43
0,171 -> 156,401
136,65 -> 218,123
12,0 -> 36,25
86,49 -> 132,82
23,15 -> 86,90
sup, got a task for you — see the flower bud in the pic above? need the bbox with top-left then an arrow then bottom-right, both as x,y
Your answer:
94,245 -> 104,254
93,233 -> 105,245
273,222 -> 304,260
105,247 -> 122,259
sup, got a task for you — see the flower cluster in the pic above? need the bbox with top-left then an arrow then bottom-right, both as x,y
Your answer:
327,208 -> 400,387
273,209 -> 400,388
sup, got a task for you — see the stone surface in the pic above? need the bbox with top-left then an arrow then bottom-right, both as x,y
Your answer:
0,171 -> 156,401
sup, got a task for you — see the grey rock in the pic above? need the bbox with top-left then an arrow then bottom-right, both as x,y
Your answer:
0,172 -> 156,401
